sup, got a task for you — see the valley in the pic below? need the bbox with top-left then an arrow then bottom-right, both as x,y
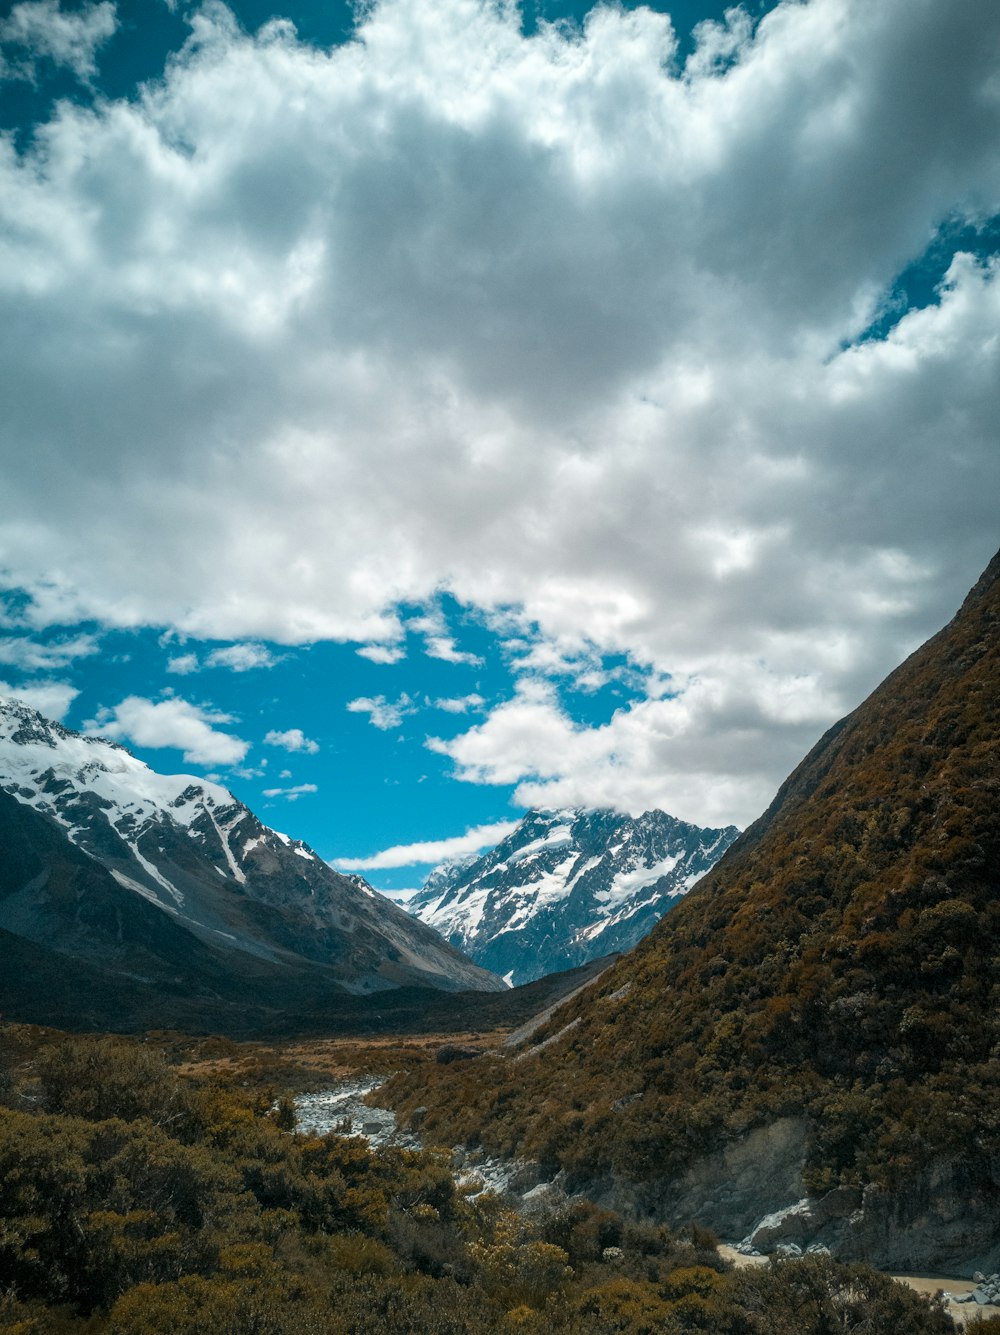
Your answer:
1,549 -> 999,1332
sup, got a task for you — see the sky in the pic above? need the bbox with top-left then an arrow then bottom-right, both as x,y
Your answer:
0,0 -> 998,896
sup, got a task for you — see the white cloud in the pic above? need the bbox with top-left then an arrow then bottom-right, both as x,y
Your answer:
424,636 -> 483,666
264,726 -> 319,754
87,695 -> 249,766
356,642 -> 406,664
0,634 -> 99,672
427,670 -> 840,830
408,609 -> 483,666
205,643 -> 277,671
336,818 -> 520,870
0,0 -> 999,822
503,636 -> 640,693
433,693 -> 485,714
347,693 -> 415,731
0,0 -> 116,83
262,781 -> 317,800
166,652 -> 199,675
0,677 -> 78,719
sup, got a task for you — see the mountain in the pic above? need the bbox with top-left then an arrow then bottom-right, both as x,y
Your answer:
409,808 -> 740,984
0,697 -> 504,1031
388,549 -> 1000,1273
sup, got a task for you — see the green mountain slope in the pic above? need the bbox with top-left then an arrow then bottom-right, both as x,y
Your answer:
388,550 -> 1000,1271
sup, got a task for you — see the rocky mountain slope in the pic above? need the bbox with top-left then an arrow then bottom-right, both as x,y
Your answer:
387,549 -> 1000,1274
409,808 -> 739,984
0,697 -> 503,1030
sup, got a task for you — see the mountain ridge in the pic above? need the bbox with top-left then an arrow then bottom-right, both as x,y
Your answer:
0,696 -> 504,1030
409,806 -> 740,984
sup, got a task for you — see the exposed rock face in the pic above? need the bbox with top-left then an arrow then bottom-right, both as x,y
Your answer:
733,1161 -> 1000,1276
0,696 -> 504,1030
410,807 -> 739,984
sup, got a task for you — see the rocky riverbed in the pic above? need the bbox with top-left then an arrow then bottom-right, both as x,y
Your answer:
293,1080 -> 1000,1328
292,1076 -> 419,1149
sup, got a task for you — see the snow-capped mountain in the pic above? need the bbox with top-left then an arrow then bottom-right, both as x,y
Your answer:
409,808 -> 740,985
0,696 -> 503,1029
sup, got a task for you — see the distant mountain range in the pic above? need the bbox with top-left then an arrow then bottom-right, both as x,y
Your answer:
409,807 -> 740,984
393,548 -> 1000,1274
0,697 -> 503,1031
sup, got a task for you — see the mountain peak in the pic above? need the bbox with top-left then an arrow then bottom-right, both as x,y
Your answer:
410,804 -> 739,985
0,697 -> 504,1031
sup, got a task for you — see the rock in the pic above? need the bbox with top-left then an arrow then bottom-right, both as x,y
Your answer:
435,1044 -> 480,1064
520,1182 -> 567,1215
747,1185 -> 863,1254
775,1243 -> 803,1258
507,1161 -> 547,1193
975,1272 -> 987,1283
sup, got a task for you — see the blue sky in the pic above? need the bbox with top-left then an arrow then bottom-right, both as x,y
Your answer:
0,593 -> 652,891
0,0 -> 998,893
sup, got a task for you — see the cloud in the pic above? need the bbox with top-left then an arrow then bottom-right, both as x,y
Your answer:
356,643 -> 406,664
262,782 -> 317,800
0,677 -> 78,719
336,818 -> 520,870
432,693 -> 485,714
502,636 -> 640,693
0,0 -> 116,83
427,671 -> 839,829
0,634 -> 99,672
264,726 -> 319,754
424,636 -> 483,666
409,610 -> 483,666
347,693 -> 415,731
166,652 -> 199,675
205,643 -> 278,671
87,695 -> 249,766
0,0 -> 999,822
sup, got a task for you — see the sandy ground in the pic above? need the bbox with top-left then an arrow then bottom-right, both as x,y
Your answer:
718,1247 -> 1000,1328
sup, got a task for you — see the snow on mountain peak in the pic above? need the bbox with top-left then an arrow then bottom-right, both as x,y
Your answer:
409,806 -> 740,985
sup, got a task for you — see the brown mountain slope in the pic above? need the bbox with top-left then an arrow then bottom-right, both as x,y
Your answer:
387,549 -> 1000,1271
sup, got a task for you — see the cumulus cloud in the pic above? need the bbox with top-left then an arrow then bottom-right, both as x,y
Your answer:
0,677 -> 78,719
0,635 -> 99,672
0,0 -> 116,83
166,652 -> 199,675
262,782 -> 317,800
336,818 -> 520,870
0,0 -> 999,821
356,643 -> 406,664
432,693 -> 485,714
409,611 -> 483,666
87,695 -> 249,766
427,668 -> 844,828
347,693 -> 415,731
264,726 -> 319,754
204,642 -> 278,671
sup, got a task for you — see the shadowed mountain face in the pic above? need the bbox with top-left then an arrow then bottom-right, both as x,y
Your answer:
0,698 -> 503,1031
388,550 -> 1000,1272
409,807 -> 739,985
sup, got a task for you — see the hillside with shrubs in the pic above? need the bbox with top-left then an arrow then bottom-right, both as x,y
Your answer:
385,551 -> 1000,1260
0,1027 -> 971,1333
